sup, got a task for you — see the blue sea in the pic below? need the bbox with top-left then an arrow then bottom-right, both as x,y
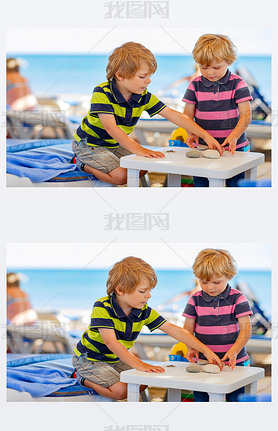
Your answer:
7,54 -> 272,104
8,268 -> 272,319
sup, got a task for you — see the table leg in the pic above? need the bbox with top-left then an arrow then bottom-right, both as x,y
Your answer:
208,392 -> 226,402
207,178 -> 226,187
127,169 -> 140,187
167,174 -> 181,187
245,166 -> 257,180
167,388 -> 181,402
127,383 -> 140,402
245,381 -> 257,395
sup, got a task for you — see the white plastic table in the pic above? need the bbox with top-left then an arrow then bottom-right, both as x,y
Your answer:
120,147 -> 265,187
120,361 -> 265,402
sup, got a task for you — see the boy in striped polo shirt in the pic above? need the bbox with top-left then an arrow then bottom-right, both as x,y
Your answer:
72,256 -> 223,400
72,42 -> 222,185
183,34 -> 253,187
183,249 -> 252,402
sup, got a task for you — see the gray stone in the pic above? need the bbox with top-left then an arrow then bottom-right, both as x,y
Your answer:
202,149 -> 221,159
196,144 -> 209,151
202,364 -> 221,374
186,150 -> 201,158
186,364 -> 202,373
196,359 -> 208,365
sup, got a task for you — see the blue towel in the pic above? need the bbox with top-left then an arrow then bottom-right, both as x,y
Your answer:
7,365 -> 78,397
6,151 -> 79,182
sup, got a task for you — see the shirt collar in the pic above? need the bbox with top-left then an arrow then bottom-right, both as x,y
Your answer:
110,293 -> 143,318
110,79 -> 126,103
110,79 -> 143,104
201,69 -> 231,88
201,284 -> 231,302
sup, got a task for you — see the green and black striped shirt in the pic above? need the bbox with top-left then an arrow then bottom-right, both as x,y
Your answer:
73,79 -> 166,148
74,294 -> 166,362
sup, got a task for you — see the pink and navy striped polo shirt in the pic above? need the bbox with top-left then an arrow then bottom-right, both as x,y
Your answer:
183,285 -> 252,364
183,70 -> 253,151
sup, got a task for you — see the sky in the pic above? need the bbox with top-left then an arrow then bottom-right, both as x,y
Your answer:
7,242 -> 271,270
6,27 -> 271,55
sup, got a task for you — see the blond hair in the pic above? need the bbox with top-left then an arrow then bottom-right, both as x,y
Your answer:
106,42 -> 157,81
192,249 -> 237,281
106,256 -> 157,295
192,34 -> 237,67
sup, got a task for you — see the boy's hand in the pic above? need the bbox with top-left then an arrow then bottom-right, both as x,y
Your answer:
204,349 -> 223,370
204,136 -> 223,155
186,348 -> 199,363
136,362 -> 165,373
221,136 -> 237,155
136,147 -> 165,159
221,349 -> 237,370
186,134 -> 199,148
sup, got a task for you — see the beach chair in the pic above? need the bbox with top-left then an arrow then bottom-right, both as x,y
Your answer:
7,353 -> 151,402
235,67 -> 271,121
7,322 -> 74,354
6,110 -> 75,139
235,281 -> 271,335
7,354 -> 114,402
6,138 -> 113,187
6,138 -> 150,187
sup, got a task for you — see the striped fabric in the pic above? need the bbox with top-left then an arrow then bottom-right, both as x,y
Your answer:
73,80 -> 166,148
183,285 -> 252,363
74,294 -> 166,363
183,70 -> 253,150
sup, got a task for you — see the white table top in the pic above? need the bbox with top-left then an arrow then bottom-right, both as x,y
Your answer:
121,361 -> 264,394
120,147 -> 264,180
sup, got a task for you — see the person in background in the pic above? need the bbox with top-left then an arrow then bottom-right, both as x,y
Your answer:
6,58 -> 38,111
7,272 -> 38,325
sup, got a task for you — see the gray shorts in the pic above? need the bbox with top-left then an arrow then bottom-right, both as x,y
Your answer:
72,353 -> 132,388
72,139 -> 132,174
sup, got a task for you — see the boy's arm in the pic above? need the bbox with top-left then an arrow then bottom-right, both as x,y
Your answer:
183,318 -> 199,362
221,315 -> 252,369
98,328 -> 165,373
221,101 -> 252,155
159,321 -> 223,369
182,104 -> 199,148
159,106 -> 223,154
98,113 -> 165,159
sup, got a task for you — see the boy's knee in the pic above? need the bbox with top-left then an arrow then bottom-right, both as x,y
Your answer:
109,169 -> 127,185
110,383 -> 127,400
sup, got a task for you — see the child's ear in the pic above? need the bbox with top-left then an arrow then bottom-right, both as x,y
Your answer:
115,285 -> 124,295
115,71 -> 124,81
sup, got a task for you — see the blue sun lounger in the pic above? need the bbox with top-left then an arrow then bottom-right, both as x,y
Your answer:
6,139 -> 114,187
7,353 -> 114,402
